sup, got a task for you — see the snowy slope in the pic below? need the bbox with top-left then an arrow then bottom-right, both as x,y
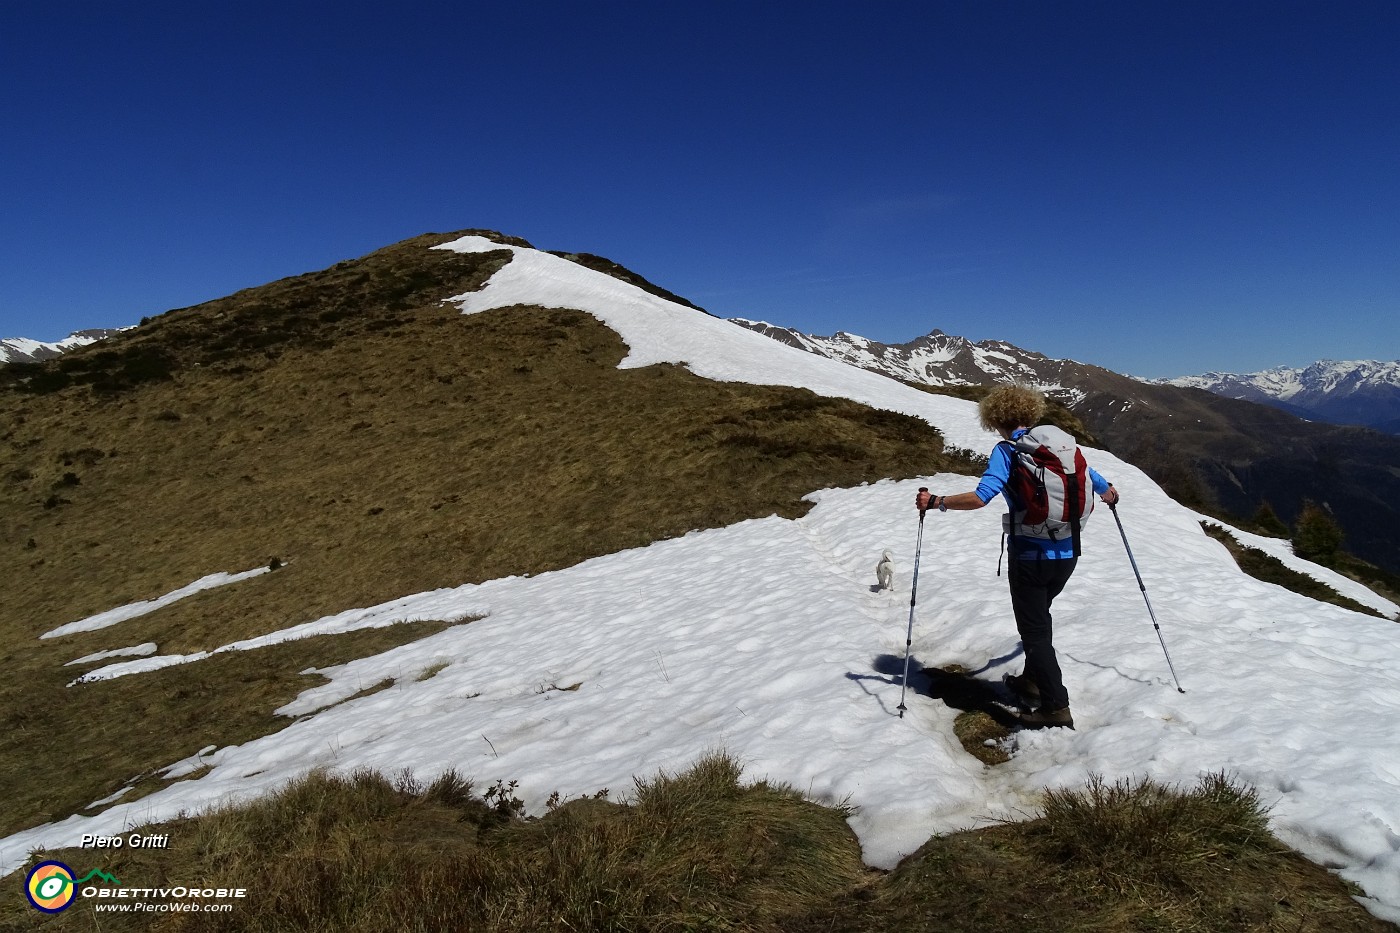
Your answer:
6,236 -> 1400,923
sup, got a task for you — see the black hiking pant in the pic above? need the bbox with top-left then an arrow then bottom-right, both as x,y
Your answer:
1008,556 -> 1077,711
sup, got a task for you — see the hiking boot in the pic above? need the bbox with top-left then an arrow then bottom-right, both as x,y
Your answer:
1017,705 -> 1075,730
1003,672 -> 1041,705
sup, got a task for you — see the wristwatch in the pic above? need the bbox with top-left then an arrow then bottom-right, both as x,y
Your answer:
937,496 -> 948,512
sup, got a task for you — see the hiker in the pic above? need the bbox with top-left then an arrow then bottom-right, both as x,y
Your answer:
915,384 -> 1118,729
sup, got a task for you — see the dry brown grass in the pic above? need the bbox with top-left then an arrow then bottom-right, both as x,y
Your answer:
952,711 -> 1013,766
0,620 -> 461,838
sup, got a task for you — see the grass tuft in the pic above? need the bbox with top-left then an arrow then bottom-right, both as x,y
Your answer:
807,772 -> 1391,932
952,710 -> 1013,765
1036,772 -> 1272,896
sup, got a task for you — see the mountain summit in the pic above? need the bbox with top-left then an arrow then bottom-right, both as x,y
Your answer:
731,320 -> 1099,406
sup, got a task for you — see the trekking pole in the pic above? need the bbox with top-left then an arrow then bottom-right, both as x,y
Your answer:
1110,502 -> 1185,693
897,488 -> 929,718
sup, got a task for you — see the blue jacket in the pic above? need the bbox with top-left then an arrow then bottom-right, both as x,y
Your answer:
974,428 -> 1111,559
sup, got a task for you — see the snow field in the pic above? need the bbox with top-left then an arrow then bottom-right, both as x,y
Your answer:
10,472 -> 1399,918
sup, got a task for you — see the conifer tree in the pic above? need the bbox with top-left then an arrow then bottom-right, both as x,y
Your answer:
1251,501 -> 1289,538
1292,500 -> 1344,562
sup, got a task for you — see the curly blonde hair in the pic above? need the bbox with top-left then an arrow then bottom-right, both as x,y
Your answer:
978,383 -> 1046,434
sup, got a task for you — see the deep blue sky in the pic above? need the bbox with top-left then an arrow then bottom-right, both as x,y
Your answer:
3,2 -> 1397,378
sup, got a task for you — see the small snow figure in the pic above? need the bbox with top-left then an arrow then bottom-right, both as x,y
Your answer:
875,550 -> 895,591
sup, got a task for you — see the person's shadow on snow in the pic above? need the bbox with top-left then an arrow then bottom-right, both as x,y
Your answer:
853,653 -> 1022,727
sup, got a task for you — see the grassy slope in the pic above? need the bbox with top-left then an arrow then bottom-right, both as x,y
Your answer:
0,231 -> 960,841
1,232 -> 1388,930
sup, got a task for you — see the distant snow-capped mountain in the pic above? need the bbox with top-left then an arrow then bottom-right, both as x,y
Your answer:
0,329 -> 123,365
732,319 -> 1400,437
728,319 -> 1112,408
1155,360 -> 1400,434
